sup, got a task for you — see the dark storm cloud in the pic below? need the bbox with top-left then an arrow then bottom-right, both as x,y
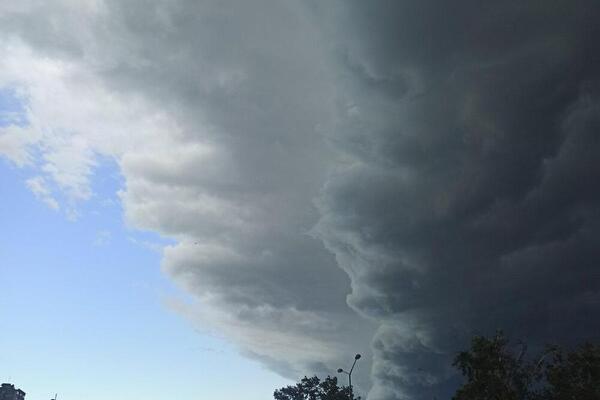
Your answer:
313,1 -> 600,398
3,1 -> 600,399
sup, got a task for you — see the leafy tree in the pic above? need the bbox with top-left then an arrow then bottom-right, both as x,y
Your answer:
452,332 -> 600,400
273,375 -> 359,400
452,333 -> 534,400
541,343 -> 600,400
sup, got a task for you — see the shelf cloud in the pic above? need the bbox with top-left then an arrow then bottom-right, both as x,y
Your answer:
2,1 -> 600,398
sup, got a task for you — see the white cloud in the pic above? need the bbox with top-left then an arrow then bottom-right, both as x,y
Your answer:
25,175 -> 59,210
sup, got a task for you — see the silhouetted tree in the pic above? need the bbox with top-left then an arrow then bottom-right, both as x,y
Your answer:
452,332 -> 600,400
274,375 -> 359,400
452,333 -> 533,400
540,343 -> 600,400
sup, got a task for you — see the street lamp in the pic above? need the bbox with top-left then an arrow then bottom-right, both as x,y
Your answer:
337,353 -> 361,394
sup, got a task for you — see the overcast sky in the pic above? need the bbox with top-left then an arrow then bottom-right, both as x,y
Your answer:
1,1 -> 600,399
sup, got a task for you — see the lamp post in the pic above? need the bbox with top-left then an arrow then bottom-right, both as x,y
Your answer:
337,353 -> 361,394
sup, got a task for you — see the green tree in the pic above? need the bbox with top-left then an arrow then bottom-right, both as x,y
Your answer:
541,343 -> 600,400
452,332 -> 533,400
273,376 -> 359,400
452,332 -> 600,400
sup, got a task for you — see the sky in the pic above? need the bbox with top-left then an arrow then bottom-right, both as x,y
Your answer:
0,137 -> 291,400
1,1 -> 600,400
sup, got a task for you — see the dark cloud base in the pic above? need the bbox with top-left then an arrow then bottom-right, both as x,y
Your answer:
314,1 -> 600,398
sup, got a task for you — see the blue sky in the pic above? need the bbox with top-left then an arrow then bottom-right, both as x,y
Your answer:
0,90 -> 290,399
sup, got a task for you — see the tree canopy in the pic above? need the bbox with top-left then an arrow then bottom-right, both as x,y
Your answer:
453,332 -> 600,400
273,375 -> 359,400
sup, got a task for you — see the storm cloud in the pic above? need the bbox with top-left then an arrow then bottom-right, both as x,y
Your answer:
312,1 -> 600,398
1,1 -> 600,399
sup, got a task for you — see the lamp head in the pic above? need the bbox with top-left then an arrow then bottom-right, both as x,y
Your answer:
337,368 -> 343,373
355,354 -> 361,360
